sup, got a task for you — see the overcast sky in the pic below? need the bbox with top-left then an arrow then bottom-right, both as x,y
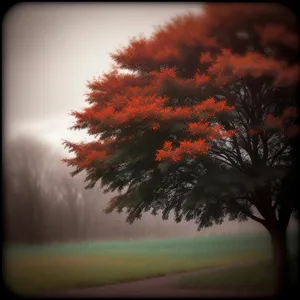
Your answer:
3,2 -> 202,154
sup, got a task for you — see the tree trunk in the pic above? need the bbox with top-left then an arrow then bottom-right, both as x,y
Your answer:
270,228 -> 290,296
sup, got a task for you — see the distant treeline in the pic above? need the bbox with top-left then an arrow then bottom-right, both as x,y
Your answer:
5,136 -> 296,245
3,136 -> 199,245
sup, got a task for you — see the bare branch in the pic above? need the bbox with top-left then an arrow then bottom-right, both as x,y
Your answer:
246,212 -> 267,225
211,149 -> 245,173
231,135 -> 249,170
268,143 -> 290,167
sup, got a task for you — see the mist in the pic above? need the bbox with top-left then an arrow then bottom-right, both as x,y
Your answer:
3,3 -> 297,246
3,2 -> 203,150
6,135 -> 296,245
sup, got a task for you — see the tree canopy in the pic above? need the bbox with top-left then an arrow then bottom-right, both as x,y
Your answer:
64,4 -> 298,233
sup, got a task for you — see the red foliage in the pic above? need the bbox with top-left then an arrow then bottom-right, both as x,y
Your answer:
248,129 -> 261,136
195,73 -> 210,86
264,107 -> 298,132
63,140 -> 110,169
150,122 -> 160,131
207,49 -> 296,87
281,107 -> 298,120
274,65 -> 300,87
154,46 -> 181,62
156,139 -> 210,162
152,67 -> 177,80
255,24 -> 299,49
65,3 -> 298,170
264,114 -> 283,129
199,52 -> 214,64
188,122 -> 236,139
165,107 -> 192,120
194,98 -> 234,115
188,121 -> 210,135
87,150 -> 107,162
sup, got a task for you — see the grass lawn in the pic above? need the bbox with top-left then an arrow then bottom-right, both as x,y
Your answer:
4,232 -> 297,296
177,257 -> 298,293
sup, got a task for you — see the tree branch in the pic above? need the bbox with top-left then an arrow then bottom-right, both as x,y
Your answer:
231,135 -> 248,170
212,156 -> 238,169
234,110 -> 254,159
211,149 -> 245,173
268,143 -> 290,167
230,195 -> 267,226
259,132 -> 269,162
246,212 -> 267,225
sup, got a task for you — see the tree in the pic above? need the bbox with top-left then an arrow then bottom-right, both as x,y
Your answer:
4,136 -> 52,244
5,136 -> 197,244
63,3 -> 299,295
4,136 -> 85,244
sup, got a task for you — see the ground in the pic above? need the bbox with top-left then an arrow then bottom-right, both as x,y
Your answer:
4,232 -> 297,297
38,262 -> 274,298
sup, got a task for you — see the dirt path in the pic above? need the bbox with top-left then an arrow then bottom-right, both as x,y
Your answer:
39,261 -> 273,298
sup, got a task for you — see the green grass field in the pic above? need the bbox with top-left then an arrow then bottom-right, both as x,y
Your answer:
4,232 -> 298,296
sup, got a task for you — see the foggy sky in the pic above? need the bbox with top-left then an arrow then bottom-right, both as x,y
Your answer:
3,2 -> 202,153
